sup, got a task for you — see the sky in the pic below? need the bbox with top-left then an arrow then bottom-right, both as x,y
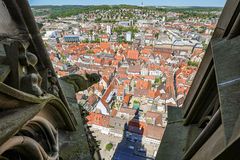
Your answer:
29,0 -> 226,7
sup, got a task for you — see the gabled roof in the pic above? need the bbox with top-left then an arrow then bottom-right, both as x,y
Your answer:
126,50 -> 139,60
145,111 -> 162,119
136,80 -> 151,89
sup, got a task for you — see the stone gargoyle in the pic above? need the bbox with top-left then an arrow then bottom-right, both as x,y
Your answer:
60,72 -> 101,93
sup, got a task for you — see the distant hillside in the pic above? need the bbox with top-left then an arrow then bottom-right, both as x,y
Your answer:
31,5 -> 222,19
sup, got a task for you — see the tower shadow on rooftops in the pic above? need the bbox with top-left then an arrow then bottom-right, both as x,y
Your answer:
112,109 -> 154,160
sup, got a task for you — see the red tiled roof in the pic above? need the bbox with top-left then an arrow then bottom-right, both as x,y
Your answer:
115,55 -> 123,61
94,57 -> 102,64
145,111 -> 161,119
148,90 -> 160,99
139,56 -> 149,62
128,65 -> 141,73
102,76 -> 109,84
101,35 -> 109,39
121,43 -> 129,48
123,94 -> 132,105
117,74 -> 127,79
145,125 -> 165,140
102,59 -> 112,66
87,112 -> 110,127
112,60 -> 120,66
142,49 -> 152,54
117,67 -> 127,74
119,108 -> 136,115
192,48 -> 204,56
133,89 -> 160,99
87,94 -> 98,105
93,83 -> 104,93
93,48 -> 101,54
110,109 -> 118,117
100,42 -> 110,49
177,86 -> 186,95
144,75 -> 155,80
101,78 -> 117,108
123,79 -> 131,85
136,80 -> 151,90
117,85 -> 124,96
126,50 -> 139,60
57,70 -> 68,77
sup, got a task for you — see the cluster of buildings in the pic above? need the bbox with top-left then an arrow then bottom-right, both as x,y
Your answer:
34,6 -> 220,159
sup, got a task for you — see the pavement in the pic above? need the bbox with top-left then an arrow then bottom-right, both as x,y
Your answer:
90,127 -> 159,160
113,140 -> 147,160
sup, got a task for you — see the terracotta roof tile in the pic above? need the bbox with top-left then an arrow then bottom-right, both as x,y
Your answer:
136,80 -> 151,89
145,125 -> 164,140
123,94 -> 132,105
126,50 -> 139,60
87,112 -> 110,127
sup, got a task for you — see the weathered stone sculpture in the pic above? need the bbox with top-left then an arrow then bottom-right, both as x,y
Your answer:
0,0 -> 102,159
60,73 -> 101,92
20,51 -> 43,96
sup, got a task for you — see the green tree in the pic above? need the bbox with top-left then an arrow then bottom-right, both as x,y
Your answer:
105,143 -> 113,151
154,77 -> 162,84
82,39 -> 89,43
188,61 -> 199,67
